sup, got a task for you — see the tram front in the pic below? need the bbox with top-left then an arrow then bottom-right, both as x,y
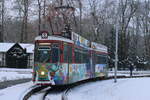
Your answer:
33,31 -> 61,85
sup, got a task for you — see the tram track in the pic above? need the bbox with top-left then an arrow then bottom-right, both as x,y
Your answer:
42,85 -> 71,100
42,76 -> 123,100
22,75 -> 150,100
43,75 -> 150,100
22,85 -> 49,100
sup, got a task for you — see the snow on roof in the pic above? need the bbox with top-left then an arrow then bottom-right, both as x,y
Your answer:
20,44 -> 34,53
0,43 -> 34,53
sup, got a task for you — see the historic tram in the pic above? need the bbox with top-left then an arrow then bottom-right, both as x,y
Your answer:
33,31 -> 108,85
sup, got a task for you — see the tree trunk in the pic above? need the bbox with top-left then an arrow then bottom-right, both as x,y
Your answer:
38,0 -> 41,35
0,0 -> 4,42
43,0 -> 46,30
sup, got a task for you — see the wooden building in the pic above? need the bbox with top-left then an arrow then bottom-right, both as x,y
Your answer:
0,43 -> 34,68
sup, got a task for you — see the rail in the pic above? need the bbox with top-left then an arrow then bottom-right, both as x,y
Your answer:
20,74 -> 150,100
21,85 -> 49,100
43,75 -> 150,100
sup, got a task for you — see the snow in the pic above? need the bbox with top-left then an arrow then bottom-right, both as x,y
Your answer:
1,69 -> 150,100
66,78 -> 150,100
0,68 -> 32,72
0,82 -> 33,100
46,94 -> 62,100
0,68 -> 32,82
35,36 -> 74,43
1,77 -> 150,100
109,70 -> 150,76
19,44 -> 34,53
0,43 -> 14,52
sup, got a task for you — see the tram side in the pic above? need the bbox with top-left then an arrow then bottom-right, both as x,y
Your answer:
33,32 -> 108,85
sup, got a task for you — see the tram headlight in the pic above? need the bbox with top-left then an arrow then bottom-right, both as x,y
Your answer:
40,71 -> 45,75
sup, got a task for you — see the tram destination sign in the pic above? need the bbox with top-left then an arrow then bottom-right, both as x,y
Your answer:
40,31 -> 49,39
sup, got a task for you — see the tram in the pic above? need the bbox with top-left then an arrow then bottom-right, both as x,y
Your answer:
33,31 -> 108,85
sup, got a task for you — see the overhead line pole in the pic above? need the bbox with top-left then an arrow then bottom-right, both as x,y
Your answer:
114,19 -> 119,83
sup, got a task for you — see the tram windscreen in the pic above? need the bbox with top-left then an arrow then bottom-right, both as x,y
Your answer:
35,47 -> 51,63
35,43 -> 60,63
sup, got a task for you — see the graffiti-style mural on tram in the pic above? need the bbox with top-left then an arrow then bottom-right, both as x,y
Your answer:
33,31 -> 108,85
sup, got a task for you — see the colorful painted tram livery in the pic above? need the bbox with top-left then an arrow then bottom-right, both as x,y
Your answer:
33,31 -> 108,85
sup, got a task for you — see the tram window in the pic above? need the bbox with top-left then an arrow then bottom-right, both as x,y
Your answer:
68,45 -> 72,63
74,50 -> 77,63
96,55 -> 107,64
75,49 -> 78,63
81,50 -> 84,63
51,44 -> 60,63
64,44 -> 72,63
75,48 -> 80,63
64,44 -> 68,62
96,55 -> 99,64
75,48 -> 89,63
84,53 -> 89,63
34,43 -> 61,63
35,47 -> 51,63
102,56 -> 107,64
80,49 -> 89,63
51,48 -> 59,63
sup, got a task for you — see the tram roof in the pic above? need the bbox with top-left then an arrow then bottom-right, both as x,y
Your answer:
35,35 -> 74,43
35,35 -> 107,53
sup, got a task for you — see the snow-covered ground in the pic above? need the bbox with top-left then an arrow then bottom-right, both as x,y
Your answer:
43,77 -> 150,100
1,77 -> 150,100
44,77 -> 150,100
66,78 -> 150,100
109,70 -> 150,76
1,68 -> 150,82
0,68 -> 32,82
0,82 -> 33,100
1,69 -> 150,100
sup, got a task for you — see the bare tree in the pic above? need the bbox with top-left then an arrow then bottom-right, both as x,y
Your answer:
0,0 -> 4,42
14,0 -> 30,43
118,0 -> 137,62
37,0 -> 42,34
141,0 -> 150,59
77,0 -> 82,33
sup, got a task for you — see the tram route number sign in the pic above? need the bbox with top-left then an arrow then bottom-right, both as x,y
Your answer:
40,31 -> 49,39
